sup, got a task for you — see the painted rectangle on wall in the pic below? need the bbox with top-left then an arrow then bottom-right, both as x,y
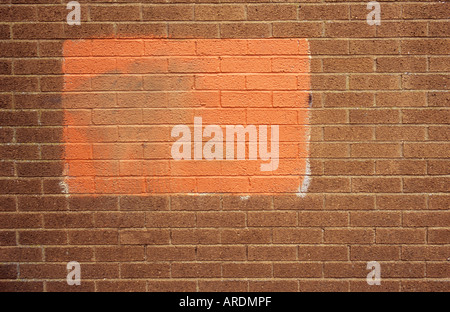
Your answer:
62,39 -> 311,195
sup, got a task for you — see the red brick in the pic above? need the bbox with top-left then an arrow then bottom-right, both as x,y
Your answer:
46,282 -> 95,292
222,195 -> 272,211
249,280 -> 298,292
350,212 -> 401,227
310,109 -> 347,124
0,5 -> 36,22
428,127 -> 450,141
0,231 -> 16,246
120,263 -> 170,278
428,229 -> 450,244
143,5 -> 194,21
19,263 -> 65,279
323,57 -> 373,73
273,195 -> 324,210
172,263 -> 221,278
44,213 -> 92,228
195,4 -> 245,21
249,4 -> 297,20
273,263 -> 322,278
402,246 -> 450,261
403,177 -> 449,193
221,229 -> 271,244
404,144 -> 449,158
375,160 -> 426,175
0,111 -> 38,126
120,196 -> 168,211
426,263 -> 450,278
300,4 -> 349,20
324,160 -> 374,175
402,3 -> 449,19
403,212 -> 450,227
311,74 -> 346,90
326,21 -> 375,38
12,23 -> 63,40
171,229 -> 220,245
299,280 -> 348,292
90,5 -> 140,21
19,230 -> 67,245
351,246 -> 400,261
308,177 -> 352,194
311,39 -> 349,55
0,264 -> 17,279
82,264 -> 119,279
198,280 -> 248,292
324,229 -> 374,244
93,212 -> 144,228
223,263 -> 271,278
350,39 -> 400,55
248,246 -> 297,261
146,212 -> 195,228
0,41 -> 38,57
220,23 -> 270,39
376,56 -> 426,73
96,281 -> 146,292
428,92 -> 448,107
17,162 -> 63,177
0,247 -> 42,262
169,23 -> 219,39
350,281 -> 401,292
376,126 -> 426,141
69,196 -> 118,211
248,211 -> 297,227
119,230 -> 170,245
402,281 -> 450,292
197,246 -> 246,261
325,195 -> 375,210
45,247 -> 93,262
403,74 -> 449,90
68,230 -> 117,245
376,229 -> 426,244
0,197 -> 15,212
298,246 -> 348,261
95,246 -> 145,262
376,91 -> 426,107
402,39 -> 449,55
0,281 -> 43,292
147,246 -> 196,261
147,280 -> 197,292
324,126 -> 374,141
376,195 -> 427,210
273,228 -> 322,244
0,214 -> 41,229
351,144 -> 401,158
197,212 -> 245,227
350,109 -> 400,124
429,195 -> 449,210
298,211 -> 348,227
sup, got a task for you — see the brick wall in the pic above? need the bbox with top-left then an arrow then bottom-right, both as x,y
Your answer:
0,0 -> 449,292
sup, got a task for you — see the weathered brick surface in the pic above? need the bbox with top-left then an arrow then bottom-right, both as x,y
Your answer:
0,1 -> 448,292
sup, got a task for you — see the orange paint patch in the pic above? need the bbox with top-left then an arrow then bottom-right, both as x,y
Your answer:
62,39 -> 311,195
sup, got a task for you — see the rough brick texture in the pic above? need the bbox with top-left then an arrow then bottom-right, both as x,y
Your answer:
0,1 -> 448,292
